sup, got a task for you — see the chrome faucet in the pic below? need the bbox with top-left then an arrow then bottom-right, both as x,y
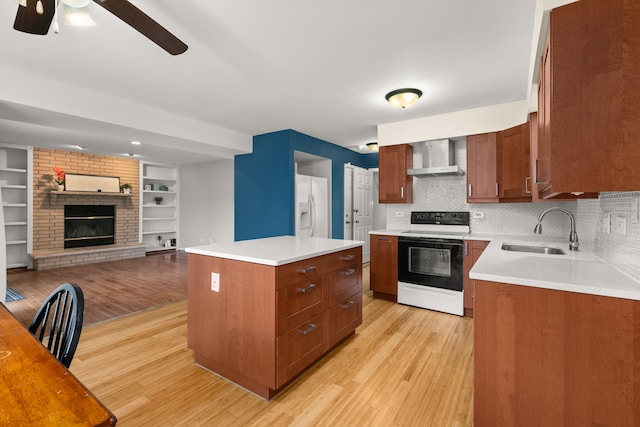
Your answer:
533,207 -> 579,251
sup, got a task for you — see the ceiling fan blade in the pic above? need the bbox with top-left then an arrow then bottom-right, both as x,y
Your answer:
14,0 -> 56,35
93,0 -> 188,55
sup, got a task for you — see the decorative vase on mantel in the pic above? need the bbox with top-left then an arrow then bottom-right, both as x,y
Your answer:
57,184 -> 64,191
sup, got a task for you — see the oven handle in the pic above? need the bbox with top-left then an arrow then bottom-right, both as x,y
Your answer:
398,237 -> 463,246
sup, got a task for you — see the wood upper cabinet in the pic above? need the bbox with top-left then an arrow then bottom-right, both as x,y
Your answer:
462,239 -> 488,317
369,234 -> 398,300
466,133 -> 498,203
534,0 -> 640,199
467,124 -> 531,203
497,122 -> 531,201
378,144 -> 413,204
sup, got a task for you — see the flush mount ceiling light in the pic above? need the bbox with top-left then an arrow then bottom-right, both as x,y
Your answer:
366,142 -> 379,152
385,88 -> 423,109
131,141 -> 142,145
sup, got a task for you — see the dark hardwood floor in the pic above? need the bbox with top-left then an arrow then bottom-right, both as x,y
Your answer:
5,251 -> 187,327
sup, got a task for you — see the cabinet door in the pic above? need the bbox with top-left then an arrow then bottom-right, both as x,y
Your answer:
467,133 -> 498,203
463,240 -> 488,317
378,145 -> 413,204
535,0 -> 635,198
370,234 -> 398,299
497,122 -> 532,201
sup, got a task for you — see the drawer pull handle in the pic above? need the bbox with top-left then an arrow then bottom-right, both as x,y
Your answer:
342,269 -> 356,277
340,254 -> 355,261
378,237 -> 390,241
300,324 -> 317,335
341,301 -> 356,310
298,266 -> 317,274
297,284 -> 317,294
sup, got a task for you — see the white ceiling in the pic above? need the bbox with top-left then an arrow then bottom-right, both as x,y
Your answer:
0,0 -> 540,165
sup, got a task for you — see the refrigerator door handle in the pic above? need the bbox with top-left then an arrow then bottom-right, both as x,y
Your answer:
308,194 -> 314,236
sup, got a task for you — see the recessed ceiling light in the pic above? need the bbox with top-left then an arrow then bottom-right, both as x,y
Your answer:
131,141 -> 142,145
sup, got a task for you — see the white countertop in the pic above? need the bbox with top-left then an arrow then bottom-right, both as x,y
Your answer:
185,236 -> 363,266
470,234 -> 640,301
370,229 -> 407,236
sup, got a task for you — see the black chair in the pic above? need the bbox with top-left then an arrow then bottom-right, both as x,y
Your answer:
28,283 -> 85,368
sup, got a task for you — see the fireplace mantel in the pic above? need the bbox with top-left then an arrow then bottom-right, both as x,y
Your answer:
52,191 -> 131,197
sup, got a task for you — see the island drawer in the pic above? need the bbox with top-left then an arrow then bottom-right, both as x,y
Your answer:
276,256 -> 328,290
276,311 -> 329,387
277,277 -> 329,335
329,292 -> 362,344
325,247 -> 362,272
328,264 -> 362,306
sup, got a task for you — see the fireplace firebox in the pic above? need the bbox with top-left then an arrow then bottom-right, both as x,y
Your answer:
64,205 -> 115,249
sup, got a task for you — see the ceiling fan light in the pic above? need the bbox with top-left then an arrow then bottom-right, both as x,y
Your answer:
63,4 -> 96,26
62,0 -> 91,7
17,0 -> 27,7
385,88 -> 423,109
366,142 -> 379,152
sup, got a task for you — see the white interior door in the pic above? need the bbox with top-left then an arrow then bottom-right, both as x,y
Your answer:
353,166 -> 373,263
343,166 -> 354,240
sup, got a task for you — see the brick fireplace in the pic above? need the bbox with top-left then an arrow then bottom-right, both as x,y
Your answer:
31,148 -> 145,270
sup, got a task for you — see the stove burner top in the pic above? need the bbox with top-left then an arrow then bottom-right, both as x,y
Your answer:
402,211 -> 471,240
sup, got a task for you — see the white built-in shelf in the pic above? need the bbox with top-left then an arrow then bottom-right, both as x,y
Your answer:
140,162 -> 178,253
143,190 -> 176,195
142,229 -> 176,235
0,144 -> 32,269
0,167 -> 27,173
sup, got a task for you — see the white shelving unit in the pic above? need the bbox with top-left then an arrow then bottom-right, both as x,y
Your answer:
0,144 -> 32,268
140,162 -> 179,252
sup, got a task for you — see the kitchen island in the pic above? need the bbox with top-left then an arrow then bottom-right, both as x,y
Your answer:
470,235 -> 640,426
185,236 -> 363,400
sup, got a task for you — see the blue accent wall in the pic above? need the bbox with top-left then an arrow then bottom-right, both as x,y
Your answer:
234,130 -> 378,241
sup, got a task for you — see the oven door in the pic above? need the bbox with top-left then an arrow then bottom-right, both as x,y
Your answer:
397,236 -> 463,292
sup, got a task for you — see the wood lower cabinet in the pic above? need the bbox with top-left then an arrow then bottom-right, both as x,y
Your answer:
474,280 -> 640,426
462,239 -> 488,317
369,234 -> 398,301
187,247 -> 362,400
534,0 -> 639,199
379,144 -> 413,204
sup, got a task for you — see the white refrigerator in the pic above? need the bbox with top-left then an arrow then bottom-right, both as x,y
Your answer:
295,174 -> 329,238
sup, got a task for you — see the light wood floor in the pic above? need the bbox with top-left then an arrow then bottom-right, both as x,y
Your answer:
70,261 -> 474,426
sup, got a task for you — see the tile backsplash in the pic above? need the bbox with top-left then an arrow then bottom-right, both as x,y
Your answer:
382,141 -> 640,282
577,192 -> 640,280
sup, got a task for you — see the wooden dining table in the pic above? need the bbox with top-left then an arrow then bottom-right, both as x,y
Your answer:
0,302 -> 116,426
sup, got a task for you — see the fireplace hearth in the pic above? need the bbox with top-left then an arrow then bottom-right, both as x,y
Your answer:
64,205 -> 115,249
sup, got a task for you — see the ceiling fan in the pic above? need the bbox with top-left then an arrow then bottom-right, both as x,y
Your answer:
13,0 -> 188,55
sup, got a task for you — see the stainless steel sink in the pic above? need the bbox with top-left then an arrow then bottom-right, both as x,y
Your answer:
501,243 -> 566,255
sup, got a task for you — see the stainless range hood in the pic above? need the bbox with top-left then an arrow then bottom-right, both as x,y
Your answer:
408,139 -> 464,177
